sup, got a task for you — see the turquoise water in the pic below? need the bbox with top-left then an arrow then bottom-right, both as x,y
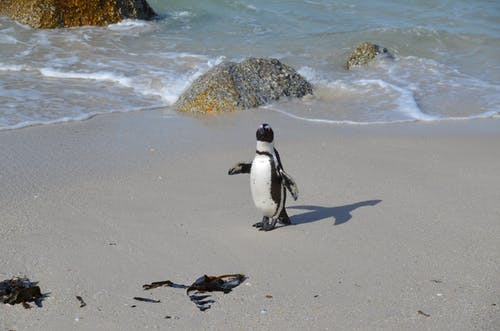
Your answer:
0,0 -> 499,129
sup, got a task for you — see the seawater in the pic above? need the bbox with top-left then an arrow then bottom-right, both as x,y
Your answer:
0,0 -> 499,130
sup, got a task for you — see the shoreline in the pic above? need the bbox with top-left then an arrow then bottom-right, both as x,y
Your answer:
1,109 -> 499,330
2,104 -> 499,132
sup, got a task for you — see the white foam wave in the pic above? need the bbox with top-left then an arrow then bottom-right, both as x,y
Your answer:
389,56 -> 500,90
2,113 -> 101,131
300,59 -> 500,124
245,4 -> 258,11
0,104 -> 167,131
107,19 -> 151,31
171,11 -> 194,19
298,66 -> 325,84
0,64 -> 26,71
264,71 -> 498,124
442,110 -> 500,121
0,34 -> 19,44
38,67 -> 172,103
40,68 -> 134,86
265,106 -> 416,125
33,30 -> 52,47
300,65 -> 433,122
37,58 -> 218,106
322,78 -> 438,122
355,79 -> 438,121
267,106 -> 498,125
157,55 -> 226,104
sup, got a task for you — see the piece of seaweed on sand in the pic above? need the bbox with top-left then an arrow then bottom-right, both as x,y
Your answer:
143,274 -> 245,311
0,277 -> 45,309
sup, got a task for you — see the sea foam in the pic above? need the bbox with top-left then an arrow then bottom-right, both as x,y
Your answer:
0,64 -> 26,71
40,68 -> 133,86
107,19 -> 151,31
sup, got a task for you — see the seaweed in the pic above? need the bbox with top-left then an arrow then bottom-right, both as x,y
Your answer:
186,274 -> 245,294
417,310 -> 430,317
0,277 -> 45,309
76,295 -> 87,308
143,280 -> 177,290
133,297 -> 161,303
143,273 -> 245,311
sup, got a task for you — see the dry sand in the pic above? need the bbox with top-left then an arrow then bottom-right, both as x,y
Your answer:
1,108 -> 499,330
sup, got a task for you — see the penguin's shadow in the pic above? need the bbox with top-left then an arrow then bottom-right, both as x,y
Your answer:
289,200 -> 382,226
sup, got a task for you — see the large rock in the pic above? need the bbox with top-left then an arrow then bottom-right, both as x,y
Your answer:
0,0 -> 156,29
345,42 -> 390,70
175,58 -> 313,114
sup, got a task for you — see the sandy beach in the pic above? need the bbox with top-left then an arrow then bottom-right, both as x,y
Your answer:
1,109 -> 499,330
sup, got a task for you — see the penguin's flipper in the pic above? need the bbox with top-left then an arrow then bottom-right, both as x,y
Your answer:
281,171 -> 299,200
228,162 -> 252,175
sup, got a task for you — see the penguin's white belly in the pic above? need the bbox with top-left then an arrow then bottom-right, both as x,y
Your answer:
250,156 -> 277,217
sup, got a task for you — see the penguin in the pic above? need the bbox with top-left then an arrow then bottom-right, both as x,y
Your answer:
228,123 -> 298,231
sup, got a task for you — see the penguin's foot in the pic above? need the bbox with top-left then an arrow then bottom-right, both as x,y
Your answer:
252,221 -> 263,228
261,217 -> 277,231
253,216 -> 268,228
253,217 -> 279,231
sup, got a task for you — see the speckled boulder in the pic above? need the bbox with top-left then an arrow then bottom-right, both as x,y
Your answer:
345,42 -> 390,70
0,0 -> 156,29
175,58 -> 313,114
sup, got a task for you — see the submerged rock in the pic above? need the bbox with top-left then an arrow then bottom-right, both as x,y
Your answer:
175,58 -> 313,114
0,0 -> 157,29
345,42 -> 390,70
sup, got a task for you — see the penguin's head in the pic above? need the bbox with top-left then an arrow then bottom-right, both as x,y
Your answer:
256,123 -> 274,143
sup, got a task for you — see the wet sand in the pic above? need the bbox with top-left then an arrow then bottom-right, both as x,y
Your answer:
1,109 -> 499,330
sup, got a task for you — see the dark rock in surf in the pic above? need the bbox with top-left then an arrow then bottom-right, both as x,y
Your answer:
175,58 -> 313,114
345,42 -> 391,70
0,0 -> 157,29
